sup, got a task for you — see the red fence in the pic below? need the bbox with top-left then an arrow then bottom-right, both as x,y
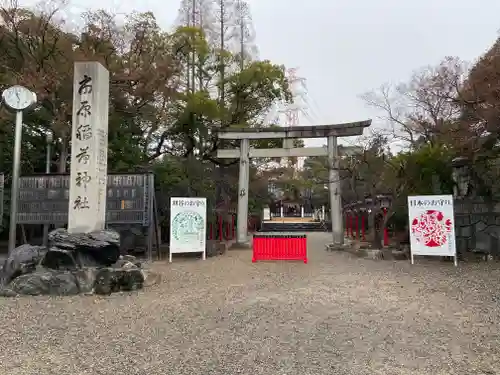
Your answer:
252,234 -> 307,263
207,214 -> 259,241
345,211 -> 389,246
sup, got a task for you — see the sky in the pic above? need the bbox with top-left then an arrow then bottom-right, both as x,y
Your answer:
18,0 -> 500,148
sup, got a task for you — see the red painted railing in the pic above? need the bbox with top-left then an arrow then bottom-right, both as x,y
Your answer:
344,211 -> 388,245
252,234 -> 307,263
208,214 -> 258,241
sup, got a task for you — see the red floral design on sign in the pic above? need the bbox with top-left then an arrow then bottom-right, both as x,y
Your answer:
411,210 -> 453,247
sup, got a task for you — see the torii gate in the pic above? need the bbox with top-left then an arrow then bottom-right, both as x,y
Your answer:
216,120 -> 372,247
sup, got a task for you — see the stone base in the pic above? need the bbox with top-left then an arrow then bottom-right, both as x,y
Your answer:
354,249 -> 384,260
327,239 -> 411,262
381,248 -> 393,260
206,241 -> 228,257
229,242 -> 251,250
325,243 -> 350,252
355,241 -> 373,250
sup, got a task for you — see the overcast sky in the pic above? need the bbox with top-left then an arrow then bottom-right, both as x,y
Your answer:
19,0 -> 500,147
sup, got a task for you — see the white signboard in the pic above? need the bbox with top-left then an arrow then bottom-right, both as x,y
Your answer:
408,195 -> 457,266
169,197 -> 207,262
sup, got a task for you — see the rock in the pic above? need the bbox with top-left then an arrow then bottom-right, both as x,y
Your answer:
94,267 -> 145,295
121,269 -> 145,291
121,254 -> 138,263
94,268 -> 121,295
113,260 -> 138,270
0,287 -> 18,297
40,247 -> 79,270
73,268 -> 98,294
94,253 -> 145,294
8,268 -> 81,296
0,230 -> 148,297
48,228 -> 120,267
0,244 -> 47,285
0,229 -> 148,297
112,254 -> 141,269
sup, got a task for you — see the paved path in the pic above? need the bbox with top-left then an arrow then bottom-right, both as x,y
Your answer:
1,232 -> 499,374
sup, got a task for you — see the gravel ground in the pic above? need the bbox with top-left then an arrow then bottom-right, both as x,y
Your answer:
1,232 -> 500,375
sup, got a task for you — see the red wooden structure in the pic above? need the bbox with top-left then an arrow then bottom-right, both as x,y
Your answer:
344,195 -> 391,246
252,234 -> 307,263
208,214 -> 258,241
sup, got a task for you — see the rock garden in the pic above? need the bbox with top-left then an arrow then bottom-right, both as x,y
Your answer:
0,228 -> 146,296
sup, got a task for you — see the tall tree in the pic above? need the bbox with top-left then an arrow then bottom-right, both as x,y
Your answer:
232,0 -> 258,70
361,57 -> 466,149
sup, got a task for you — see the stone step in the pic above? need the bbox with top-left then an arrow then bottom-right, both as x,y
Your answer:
267,217 -> 315,222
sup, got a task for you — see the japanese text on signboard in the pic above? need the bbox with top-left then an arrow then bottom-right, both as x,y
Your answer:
408,198 -> 452,207
171,199 -> 206,207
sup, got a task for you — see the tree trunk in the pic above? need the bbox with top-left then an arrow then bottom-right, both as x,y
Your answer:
53,134 -> 69,229
369,200 -> 382,249
216,0 -> 227,243
373,224 -> 382,249
58,136 -> 69,173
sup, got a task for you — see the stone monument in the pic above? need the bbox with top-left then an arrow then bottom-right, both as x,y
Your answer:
68,61 -> 109,233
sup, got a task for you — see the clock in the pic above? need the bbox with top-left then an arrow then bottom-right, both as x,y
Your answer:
2,85 -> 37,110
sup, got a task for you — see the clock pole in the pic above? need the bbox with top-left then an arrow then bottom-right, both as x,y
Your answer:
2,85 -> 37,256
8,110 -> 23,255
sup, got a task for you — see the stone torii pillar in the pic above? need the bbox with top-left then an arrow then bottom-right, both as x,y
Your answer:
216,121 -> 371,247
328,135 -> 342,244
237,138 -> 250,246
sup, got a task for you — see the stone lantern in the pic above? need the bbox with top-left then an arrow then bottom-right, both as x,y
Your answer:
378,195 -> 391,209
451,157 -> 470,198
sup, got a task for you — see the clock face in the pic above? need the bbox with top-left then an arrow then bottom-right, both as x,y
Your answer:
2,85 -> 36,110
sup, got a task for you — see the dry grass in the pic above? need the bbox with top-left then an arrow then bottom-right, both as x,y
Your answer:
1,232 -> 499,375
